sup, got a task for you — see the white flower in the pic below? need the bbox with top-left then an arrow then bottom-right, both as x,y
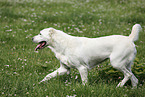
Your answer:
26,92 -> 29,94
4,65 -> 9,67
75,75 -> 78,79
6,29 -> 12,32
66,94 -> 77,97
23,19 -> 27,21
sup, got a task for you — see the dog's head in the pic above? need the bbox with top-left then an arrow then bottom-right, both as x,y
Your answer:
32,28 -> 55,51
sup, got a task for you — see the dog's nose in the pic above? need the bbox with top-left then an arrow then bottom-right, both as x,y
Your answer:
32,37 -> 34,40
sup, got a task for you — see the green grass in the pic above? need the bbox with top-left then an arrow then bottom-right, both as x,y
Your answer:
0,0 -> 145,96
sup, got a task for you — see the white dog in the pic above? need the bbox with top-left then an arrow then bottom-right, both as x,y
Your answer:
32,24 -> 142,88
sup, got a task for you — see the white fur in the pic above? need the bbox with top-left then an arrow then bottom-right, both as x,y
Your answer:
32,24 -> 142,87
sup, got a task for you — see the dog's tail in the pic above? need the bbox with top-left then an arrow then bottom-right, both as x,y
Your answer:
129,24 -> 142,42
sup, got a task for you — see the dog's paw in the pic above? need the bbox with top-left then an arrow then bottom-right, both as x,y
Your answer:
116,82 -> 123,88
132,85 -> 137,89
39,81 -> 42,84
39,79 -> 45,84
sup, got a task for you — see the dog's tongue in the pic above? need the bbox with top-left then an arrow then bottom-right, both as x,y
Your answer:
35,42 -> 46,51
35,44 -> 41,51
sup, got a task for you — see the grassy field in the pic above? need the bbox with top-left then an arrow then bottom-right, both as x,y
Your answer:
0,0 -> 145,97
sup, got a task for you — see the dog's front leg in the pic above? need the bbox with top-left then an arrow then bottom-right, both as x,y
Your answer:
78,66 -> 88,85
39,65 -> 70,83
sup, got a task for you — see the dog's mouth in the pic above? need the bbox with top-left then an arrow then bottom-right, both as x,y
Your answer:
35,41 -> 47,51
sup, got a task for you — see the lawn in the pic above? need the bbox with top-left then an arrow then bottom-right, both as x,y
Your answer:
0,0 -> 145,97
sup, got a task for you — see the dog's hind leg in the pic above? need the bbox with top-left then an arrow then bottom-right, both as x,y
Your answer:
126,62 -> 138,88
39,63 -> 70,83
110,60 -> 133,87
124,48 -> 138,88
115,67 -> 132,87
109,45 -> 137,87
130,74 -> 138,88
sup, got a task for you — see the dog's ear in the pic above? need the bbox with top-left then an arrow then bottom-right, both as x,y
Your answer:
48,28 -> 56,38
49,28 -> 55,34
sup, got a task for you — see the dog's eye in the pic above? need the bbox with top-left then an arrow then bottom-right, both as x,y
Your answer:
39,33 -> 41,35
